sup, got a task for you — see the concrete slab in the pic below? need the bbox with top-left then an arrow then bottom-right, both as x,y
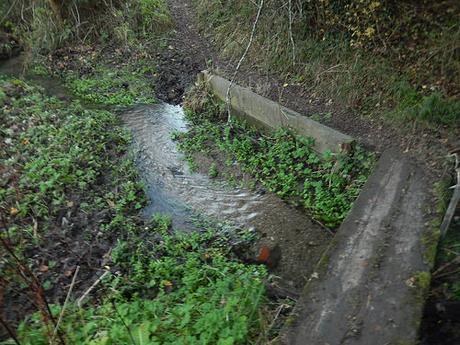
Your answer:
281,149 -> 435,345
198,71 -> 354,154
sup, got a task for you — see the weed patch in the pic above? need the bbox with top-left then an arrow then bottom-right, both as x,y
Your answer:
46,47 -> 158,106
176,86 -> 375,229
16,216 -> 267,344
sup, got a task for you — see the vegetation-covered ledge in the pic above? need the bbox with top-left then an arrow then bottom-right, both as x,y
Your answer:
175,81 -> 375,229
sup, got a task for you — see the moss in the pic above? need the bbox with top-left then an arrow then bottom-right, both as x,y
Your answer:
284,315 -> 297,326
420,176 -> 453,266
421,226 -> 440,266
412,271 -> 431,303
415,271 -> 431,290
434,178 -> 453,215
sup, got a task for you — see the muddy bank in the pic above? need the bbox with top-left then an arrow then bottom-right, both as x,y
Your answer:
122,102 -> 332,289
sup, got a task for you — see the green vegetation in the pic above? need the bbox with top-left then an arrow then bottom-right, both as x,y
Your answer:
16,216 -> 266,344
65,62 -> 156,106
0,77 -> 268,344
139,0 -> 173,33
193,0 -> 460,127
176,84 -> 375,229
1,0 -> 172,56
0,77 -> 143,229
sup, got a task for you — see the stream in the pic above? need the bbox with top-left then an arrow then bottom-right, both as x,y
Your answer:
0,57 -> 331,289
122,103 -> 331,288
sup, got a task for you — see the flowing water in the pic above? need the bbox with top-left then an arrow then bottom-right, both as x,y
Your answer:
123,103 -> 331,288
0,57 -> 331,288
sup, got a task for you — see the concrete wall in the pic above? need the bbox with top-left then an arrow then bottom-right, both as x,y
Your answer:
198,70 -> 354,154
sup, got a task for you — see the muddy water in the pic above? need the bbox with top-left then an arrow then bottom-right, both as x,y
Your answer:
123,102 -> 332,288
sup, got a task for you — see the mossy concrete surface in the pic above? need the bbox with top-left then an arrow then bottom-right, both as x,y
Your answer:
281,148 -> 433,345
197,70 -> 354,154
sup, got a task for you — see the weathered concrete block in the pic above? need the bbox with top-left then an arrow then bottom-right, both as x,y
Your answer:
198,70 -> 354,154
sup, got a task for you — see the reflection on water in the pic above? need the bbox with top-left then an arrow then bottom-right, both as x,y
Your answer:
123,102 -> 324,237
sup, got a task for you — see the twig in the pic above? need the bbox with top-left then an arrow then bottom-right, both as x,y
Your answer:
0,0 -> 18,25
432,256 -> 460,278
0,314 -> 21,345
225,0 -> 265,123
77,270 -> 109,307
288,0 -> 295,64
440,153 -> 460,238
434,267 -> 460,280
51,266 -> 80,343
0,229 -> 65,344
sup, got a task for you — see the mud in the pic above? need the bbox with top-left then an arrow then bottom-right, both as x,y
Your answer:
122,102 -> 332,289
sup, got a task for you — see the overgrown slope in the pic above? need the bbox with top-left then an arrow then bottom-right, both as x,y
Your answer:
193,0 -> 460,127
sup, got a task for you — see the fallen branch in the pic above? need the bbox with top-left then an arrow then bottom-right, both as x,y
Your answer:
77,270 -> 110,308
440,153 -> 460,238
51,266 -> 80,344
432,255 -> 460,278
225,0 -> 265,123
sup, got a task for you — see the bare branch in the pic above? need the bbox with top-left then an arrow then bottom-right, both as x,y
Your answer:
226,0 -> 265,123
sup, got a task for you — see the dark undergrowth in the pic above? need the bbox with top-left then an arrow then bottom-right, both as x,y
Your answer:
193,0 -> 460,128
175,83 -> 375,229
421,174 -> 460,345
0,76 -> 272,344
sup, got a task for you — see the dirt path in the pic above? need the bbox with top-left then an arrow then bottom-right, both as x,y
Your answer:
154,0 -> 217,104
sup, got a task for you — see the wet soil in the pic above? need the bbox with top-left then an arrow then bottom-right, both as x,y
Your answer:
153,0 -> 216,104
123,102 -> 332,290
0,31 -> 21,60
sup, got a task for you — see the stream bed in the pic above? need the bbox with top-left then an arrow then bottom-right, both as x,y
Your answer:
0,56 -> 332,290
122,102 -> 332,289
